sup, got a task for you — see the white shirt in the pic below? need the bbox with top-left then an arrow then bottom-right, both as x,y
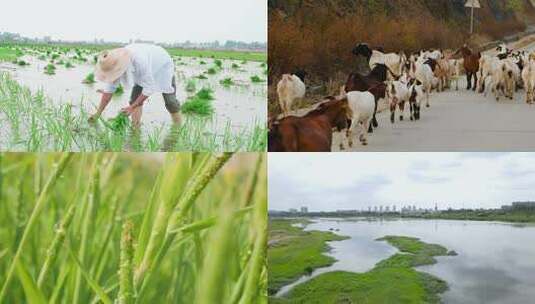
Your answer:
100,44 -> 175,96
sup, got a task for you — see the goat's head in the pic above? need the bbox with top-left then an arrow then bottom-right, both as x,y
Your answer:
352,43 -> 372,59
293,69 -> 308,82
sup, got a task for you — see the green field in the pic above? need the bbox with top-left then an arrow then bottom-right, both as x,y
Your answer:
0,48 -> 18,62
0,43 -> 266,62
167,48 -> 266,62
268,219 -> 348,295
269,220 -> 456,304
0,153 -> 267,304
414,210 -> 535,223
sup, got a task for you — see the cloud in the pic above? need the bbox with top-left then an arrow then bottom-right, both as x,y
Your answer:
0,0 -> 267,43
269,153 -> 535,211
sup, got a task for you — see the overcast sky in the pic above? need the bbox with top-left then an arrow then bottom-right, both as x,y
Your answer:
269,153 -> 535,211
0,0 -> 266,43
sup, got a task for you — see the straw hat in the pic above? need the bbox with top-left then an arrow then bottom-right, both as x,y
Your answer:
95,48 -> 131,83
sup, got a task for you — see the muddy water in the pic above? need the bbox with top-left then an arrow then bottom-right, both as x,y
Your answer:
277,218 -> 535,304
0,54 -> 266,135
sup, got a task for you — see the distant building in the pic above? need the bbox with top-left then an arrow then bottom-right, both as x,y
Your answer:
301,207 -> 308,213
289,208 -> 298,213
511,201 -> 535,211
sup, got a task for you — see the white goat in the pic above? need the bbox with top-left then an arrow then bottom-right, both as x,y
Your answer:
408,79 -> 425,121
490,61 -> 508,101
522,59 -> 535,104
386,78 -> 411,123
448,58 -> 465,90
478,55 -> 500,95
343,91 -> 376,148
409,57 -> 434,107
276,73 -> 306,117
353,44 -> 405,77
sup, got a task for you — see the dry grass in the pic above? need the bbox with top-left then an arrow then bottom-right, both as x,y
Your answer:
268,2 -> 531,117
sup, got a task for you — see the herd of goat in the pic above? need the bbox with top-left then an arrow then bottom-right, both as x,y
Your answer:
269,42 -> 535,152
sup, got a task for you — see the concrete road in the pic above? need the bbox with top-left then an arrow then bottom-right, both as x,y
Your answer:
278,36 -> 535,152
332,88 -> 535,151
335,37 -> 535,152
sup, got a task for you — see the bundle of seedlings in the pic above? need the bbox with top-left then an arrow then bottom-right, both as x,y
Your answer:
100,112 -> 130,134
0,153 -> 267,303
181,88 -> 215,116
82,72 -> 95,84
44,64 -> 56,75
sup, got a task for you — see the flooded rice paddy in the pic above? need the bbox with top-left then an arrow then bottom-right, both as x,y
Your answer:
0,46 -> 267,151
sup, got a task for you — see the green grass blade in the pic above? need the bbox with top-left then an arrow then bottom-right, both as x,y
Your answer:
14,260 -> 47,304
68,247 -> 112,304
0,153 -> 73,303
134,154 -> 192,287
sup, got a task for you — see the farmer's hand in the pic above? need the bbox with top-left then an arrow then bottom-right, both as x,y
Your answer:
88,113 -> 100,123
121,106 -> 135,116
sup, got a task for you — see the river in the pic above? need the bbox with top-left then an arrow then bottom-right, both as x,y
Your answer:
277,218 -> 535,304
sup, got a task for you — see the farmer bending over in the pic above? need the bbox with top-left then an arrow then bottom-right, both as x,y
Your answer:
89,43 -> 181,128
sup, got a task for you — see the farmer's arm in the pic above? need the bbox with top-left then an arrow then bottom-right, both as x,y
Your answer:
121,73 -> 154,114
130,94 -> 149,109
88,92 -> 113,123
95,92 -> 113,114
89,82 -> 117,122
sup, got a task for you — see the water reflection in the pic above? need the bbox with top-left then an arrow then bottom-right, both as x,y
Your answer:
279,218 -> 535,303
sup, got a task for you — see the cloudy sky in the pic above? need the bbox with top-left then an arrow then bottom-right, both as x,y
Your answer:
269,153 -> 535,211
0,0 -> 266,43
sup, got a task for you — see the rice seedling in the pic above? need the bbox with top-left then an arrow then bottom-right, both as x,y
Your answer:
181,96 -> 214,116
196,88 -> 215,100
232,63 -> 240,69
250,75 -> 264,83
114,84 -> 125,96
0,153 -> 267,303
16,59 -> 29,66
83,72 -> 96,84
199,60 -> 207,65
185,79 -> 197,93
64,61 -> 74,68
214,59 -> 223,68
206,67 -> 218,75
196,74 -> 208,80
0,72 -> 267,152
181,88 -> 215,116
101,113 -> 130,134
44,64 -> 56,75
219,77 -> 234,87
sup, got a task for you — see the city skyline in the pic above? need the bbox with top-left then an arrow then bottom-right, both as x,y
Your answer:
269,153 -> 535,212
0,0 -> 267,43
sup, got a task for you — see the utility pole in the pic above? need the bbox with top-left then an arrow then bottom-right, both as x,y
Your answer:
465,0 -> 481,35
